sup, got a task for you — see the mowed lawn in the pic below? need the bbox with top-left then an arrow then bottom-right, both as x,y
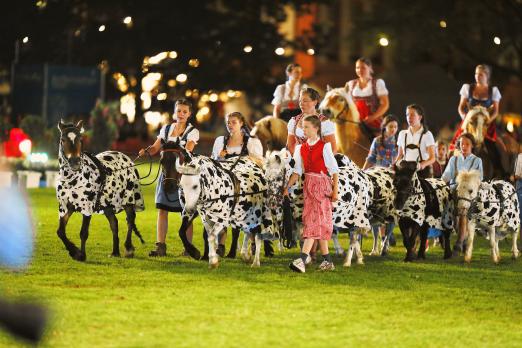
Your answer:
1,165 -> 522,347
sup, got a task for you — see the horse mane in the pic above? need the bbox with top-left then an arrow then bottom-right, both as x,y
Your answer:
461,106 -> 489,131
456,169 -> 481,188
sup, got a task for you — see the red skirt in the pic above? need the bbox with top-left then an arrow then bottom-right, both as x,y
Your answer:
302,173 -> 333,240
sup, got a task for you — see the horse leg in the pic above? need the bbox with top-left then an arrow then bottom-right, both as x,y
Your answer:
123,206 -> 136,258
512,228 -> 520,260
201,228 -> 209,261
355,231 -> 364,265
443,229 -> 452,260
77,215 -> 91,261
331,229 -> 345,256
225,227 -> 240,258
240,232 -> 251,262
252,229 -> 262,268
206,223 -> 220,268
343,231 -> 356,267
177,212 -> 200,260
56,208 -> 81,260
417,224 -> 428,260
464,221 -> 476,263
487,227 -> 499,264
369,225 -> 380,256
399,219 -> 414,262
105,211 -> 120,257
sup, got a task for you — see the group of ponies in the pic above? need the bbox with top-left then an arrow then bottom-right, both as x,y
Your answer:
54,84 -> 520,268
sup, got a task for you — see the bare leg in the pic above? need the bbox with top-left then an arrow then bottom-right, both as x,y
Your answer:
156,209 -> 168,243
464,222 -> 475,263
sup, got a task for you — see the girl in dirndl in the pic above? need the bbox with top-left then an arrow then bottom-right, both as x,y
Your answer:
138,99 -> 199,257
346,57 -> 390,138
284,115 -> 339,273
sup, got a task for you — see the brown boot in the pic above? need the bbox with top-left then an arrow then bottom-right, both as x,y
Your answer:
149,242 -> 167,257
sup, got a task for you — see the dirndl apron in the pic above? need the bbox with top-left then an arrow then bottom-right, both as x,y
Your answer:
155,172 -> 183,212
302,172 -> 333,240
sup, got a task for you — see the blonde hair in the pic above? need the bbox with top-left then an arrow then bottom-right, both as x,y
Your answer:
476,64 -> 491,83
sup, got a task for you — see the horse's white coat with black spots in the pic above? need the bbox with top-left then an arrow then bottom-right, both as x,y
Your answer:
467,180 -> 520,235
57,151 -> 144,217
178,155 -> 273,267
364,166 -> 397,225
397,174 -> 454,230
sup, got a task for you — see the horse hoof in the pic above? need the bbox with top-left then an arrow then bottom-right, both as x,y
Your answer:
208,262 -> 219,269
109,253 -> 121,258
241,252 -> 251,263
74,251 -> 86,262
251,262 -> 260,268
464,256 -> 471,263
444,253 -> 452,260
226,252 -> 236,259
335,249 -> 344,256
201,254 -> 209,261
124,250 -> 135,258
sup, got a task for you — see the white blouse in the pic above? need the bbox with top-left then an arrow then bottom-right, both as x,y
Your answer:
287,117 -> 335,138
292,139 -> 339,176
397,127 -> 435,162
271,80 -> 309,105
459,84 -> 501,102
348,78 -> 389,97
157,124 -> 199,146
211,136 -> 264,160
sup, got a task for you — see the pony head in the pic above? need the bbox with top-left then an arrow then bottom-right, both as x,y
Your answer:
176,159 -> 201,213
58,119 -> 84,171
319,85 -> 360,122
392,161 -> 418,210
461,106 -> 490,146
159,139 -> 190,194
455,170 -> 481,215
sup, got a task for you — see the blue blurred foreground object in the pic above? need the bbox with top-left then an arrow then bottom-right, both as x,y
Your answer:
0,187 -> 34,269
0,186 -> 48,343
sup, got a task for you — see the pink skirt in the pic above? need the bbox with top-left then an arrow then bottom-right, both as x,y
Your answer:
302,173 -> 333,240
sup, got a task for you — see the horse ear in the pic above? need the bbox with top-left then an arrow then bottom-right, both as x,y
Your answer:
58,120 -> 65,132
76,120 -> 84,133
326,85 -> 332,92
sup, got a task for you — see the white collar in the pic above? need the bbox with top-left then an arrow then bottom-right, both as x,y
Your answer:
307,138 -> 320,146
408,126 -> 424,136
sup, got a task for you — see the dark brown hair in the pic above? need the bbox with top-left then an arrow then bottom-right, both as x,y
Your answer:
303,115 -> 322,137
175,98 -> 192,112
285,63 -> 302,78
458,133 -> 476,149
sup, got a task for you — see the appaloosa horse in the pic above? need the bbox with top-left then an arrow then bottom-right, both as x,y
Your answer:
393,161 -> 454,262
454,170 -> 520,264
56,120 -> 145,261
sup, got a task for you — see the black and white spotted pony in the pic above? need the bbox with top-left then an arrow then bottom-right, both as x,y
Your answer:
393,161 -> 454,262
455,170 -> 520,263
56,121 -> 145,261
176,152 -> 274,268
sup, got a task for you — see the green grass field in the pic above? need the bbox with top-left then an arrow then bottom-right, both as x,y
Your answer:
1,166 -> 522,347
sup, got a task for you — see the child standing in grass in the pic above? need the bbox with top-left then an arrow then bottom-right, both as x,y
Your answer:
284,115 -> 339,273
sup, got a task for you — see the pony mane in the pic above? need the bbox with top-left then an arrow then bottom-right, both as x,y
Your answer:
456,169 -> 481,188
461,106 -> 489,131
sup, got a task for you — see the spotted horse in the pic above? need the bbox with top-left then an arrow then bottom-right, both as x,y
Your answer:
393,161 -> 454,262
56,120 -> 145,261
454,170 -> 520,263
174,150 -> 274,268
